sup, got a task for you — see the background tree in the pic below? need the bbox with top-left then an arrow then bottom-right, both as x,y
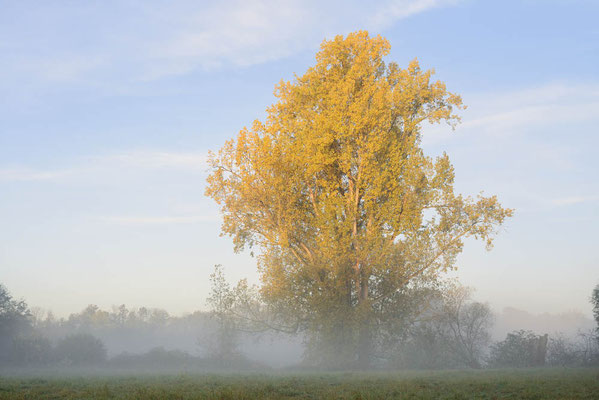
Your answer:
205,264 -> 294,365
8,335 -> 54,366
205,265 -> 241,363
0,284 -> 31,364
206,31 -> 512,368
488,330 -> 548,368
546,333 -> 583,367
388,282 -> 493,369
576,329 -> 599,366
438,284 -> 493,368
54,333 -> 107,366
592,284 -> 599,332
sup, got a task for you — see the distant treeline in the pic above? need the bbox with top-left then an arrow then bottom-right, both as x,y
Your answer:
2,282 -> 599,371
1,287 -> 267,371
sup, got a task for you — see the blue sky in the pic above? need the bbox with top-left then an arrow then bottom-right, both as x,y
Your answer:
1,0 -> 597,318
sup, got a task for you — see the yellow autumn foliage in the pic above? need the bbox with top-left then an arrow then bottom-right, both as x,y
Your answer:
206,31 -> 512,366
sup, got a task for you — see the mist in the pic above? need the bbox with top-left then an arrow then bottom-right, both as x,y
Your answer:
1,1 -> 599,398
2,276 -> 598,376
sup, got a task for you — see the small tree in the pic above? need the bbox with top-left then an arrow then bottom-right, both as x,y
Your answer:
546,330 -> 599,367
488,330 -> 548,368
438,284 -> 493,368
547,333 -> 581,367
389,282 -> 493,369
54,333 -> 107,366
592,284 -> 599,332
577,329 -> 599,366
8,335 -> 54,366
0,284 -> 31,363
205,265 -> 241,363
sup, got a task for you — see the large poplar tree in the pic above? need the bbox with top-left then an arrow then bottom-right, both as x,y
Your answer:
206,31 -> 512,367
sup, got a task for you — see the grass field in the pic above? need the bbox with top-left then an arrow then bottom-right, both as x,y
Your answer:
1,368 -> 598,399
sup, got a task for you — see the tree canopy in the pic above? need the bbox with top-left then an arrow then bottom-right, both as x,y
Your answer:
206,31 -> 512,367
0,284 -> 31,361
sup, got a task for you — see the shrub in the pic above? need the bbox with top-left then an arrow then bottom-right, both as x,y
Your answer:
547,334 -> 581,367
488,330 -> 548,368
8,335 -> 54,366
54,333 -> 107,365
0,284 -> 31,362
109,347 -> 194,370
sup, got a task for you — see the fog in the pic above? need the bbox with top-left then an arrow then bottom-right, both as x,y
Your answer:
27,304 -> 594,366
492,307 -> 595,341
2,279 -> 598,375
1,2 -> 598,385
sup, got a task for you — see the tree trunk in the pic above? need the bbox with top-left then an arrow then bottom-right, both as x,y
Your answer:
533,334 -> 548,366
356,275 -> 371,369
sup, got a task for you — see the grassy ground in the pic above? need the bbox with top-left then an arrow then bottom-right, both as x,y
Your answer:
0,368 -> 598,399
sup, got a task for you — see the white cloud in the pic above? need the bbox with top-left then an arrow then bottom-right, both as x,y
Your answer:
422,82 -> 599,145
1,0 -> 458,86
143,0 -> 465,78
142,0 -> 310,78
368,0 -> 460,30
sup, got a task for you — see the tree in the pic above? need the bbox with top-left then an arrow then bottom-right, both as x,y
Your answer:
205,265 -> 241,363
438,284 -> 493,368
592,284 -> 599,331
488,330 -> 548,368
205,264 -> 283,365
206,31 -> 512,367
0,284 -> 31,363
8,335 -> 54,366
388,282 -> 493,369
54,333 -> 107,365
546,333 -> 581,367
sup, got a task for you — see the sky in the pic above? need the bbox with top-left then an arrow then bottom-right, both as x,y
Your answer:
1,0 -> 598,319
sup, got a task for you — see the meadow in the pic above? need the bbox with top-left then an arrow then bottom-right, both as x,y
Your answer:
1,368 -> 598,399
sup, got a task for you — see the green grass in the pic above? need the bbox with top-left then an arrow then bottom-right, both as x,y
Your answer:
0,368 -> 598,399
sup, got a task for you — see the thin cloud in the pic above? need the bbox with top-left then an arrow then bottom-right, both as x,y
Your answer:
551,195 -> 599,207
462,83 -> 599,134
142,0 -> 310,79
99,150 -> 208,170
97,215 -> 219,225
144,0 -> 463,78
422,82 -> 599,145
419,82 -> 599,214
0,150 -> 208,182
1,0 -> 458,87
0,168 -> 74,182
368,0 -> 460,30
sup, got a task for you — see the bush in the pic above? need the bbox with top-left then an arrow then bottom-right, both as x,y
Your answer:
576,329 -> 599,366
8,335 -> 54,366
546,330 -> 599,367
488,330 -> 548,368
109,347 -> 194,370
390,325 -> 456,370
547,334 -> 581,367
55,333 -> 107,365
0,284 -> 31,362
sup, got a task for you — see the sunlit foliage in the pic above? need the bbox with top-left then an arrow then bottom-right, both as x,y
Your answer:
207,31 -> 513,367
